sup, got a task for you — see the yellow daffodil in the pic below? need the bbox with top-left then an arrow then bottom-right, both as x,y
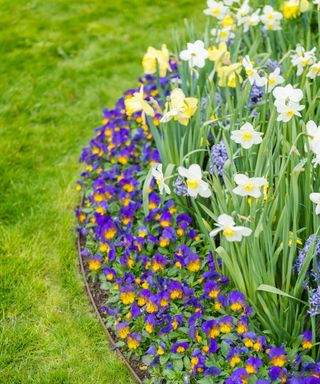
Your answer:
142,44 -> 171,77
208,42 -> 230,63
124,86 -> 155,123
283,0 -> 310,19
217,63 -> 242,88
160,88 -> 198,126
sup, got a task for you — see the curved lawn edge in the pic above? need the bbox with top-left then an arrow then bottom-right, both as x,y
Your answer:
77,228 -> 143,384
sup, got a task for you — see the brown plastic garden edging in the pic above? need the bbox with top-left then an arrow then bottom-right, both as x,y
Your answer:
77,233 -> 143,384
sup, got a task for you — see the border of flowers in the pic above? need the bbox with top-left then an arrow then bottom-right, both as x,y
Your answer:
77,224 -> 143,384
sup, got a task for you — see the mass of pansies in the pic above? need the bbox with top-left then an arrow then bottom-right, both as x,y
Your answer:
76,0 -> 320,383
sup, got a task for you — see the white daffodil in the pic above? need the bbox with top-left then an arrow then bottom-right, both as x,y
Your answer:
314,0 -> 320,9
306,120 -> 320,154
236,1 -> 252,25
273,84 -> 304,107
231,122 -> 263,149
233,174 -> 268,198
209,214 -> 252,242
260,5 -> 283,31
151,164 -> 170,195
310,193 -> 320,215
180,40 -> 210,69
307,61 -> 320,79
177,164 -> 211,198
242,56 -> 267,87
211,26 -> 235,42
291,45 -> 316,76
223,0 -> 240,5
160,88 -> 198,126
273,84 -> 305,122
275,102 -> 305,122
266,67 -> 284,92
204,0 -> 228,20
242,9 -> 261,32
124,86 -> 155,120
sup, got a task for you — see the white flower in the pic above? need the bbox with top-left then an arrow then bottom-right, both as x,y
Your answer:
209,214 -> 252,242
307,61 -> 320,79
233,174 -> 268,198
151,164 -> 170,195
204,0 -> 228,20
242,55 -> 267,86
266,68 -> 284,92
177,164 -> 211,198
236,1 -> 252,25
306,120 -> 320,154
260,5 -> 283,31
310,193 -> 320,215
241,9 -> 261,32
223,0 -> 240,5
314,0 -> 320,8
180,40 -> 210,69
211,26 -> 235,42
273,84 -> 305,122
275,102 -> 305,122
273,84 -> 304,106
291,45 -> 316,76
231,122 -> 263,149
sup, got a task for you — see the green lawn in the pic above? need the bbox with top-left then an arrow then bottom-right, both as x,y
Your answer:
0,1 -> 204,383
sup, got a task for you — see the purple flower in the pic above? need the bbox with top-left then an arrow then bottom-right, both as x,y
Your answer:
171,342 -> 189,354
209,141 -> 228,176
269,347 -> 287,367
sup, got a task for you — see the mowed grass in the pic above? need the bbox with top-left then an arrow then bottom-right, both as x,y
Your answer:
0,1 -> 205,383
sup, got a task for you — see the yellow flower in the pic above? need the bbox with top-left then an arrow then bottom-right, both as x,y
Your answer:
217,63 -> 242,88
221,14 -> 234,28
208,42 -> 230,63
124,86 -> 155,122
142,44 -> 171,77
160,88 -> 198,126
283,0 -> 310,18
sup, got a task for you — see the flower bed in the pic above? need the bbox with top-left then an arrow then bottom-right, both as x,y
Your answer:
77,1 -> 320,383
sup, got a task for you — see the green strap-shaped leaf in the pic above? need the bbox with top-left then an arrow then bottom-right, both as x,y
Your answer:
257,284 -> 307,305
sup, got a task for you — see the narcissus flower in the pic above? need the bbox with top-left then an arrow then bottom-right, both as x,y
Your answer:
291,45 -> 316,76
231,122 -> 263,149
306,120 -> 320,154
260,5 -> 283,30
217,63 -> 243,88
203,0 -> 228,20
310,192 -> 320,214
160,88 -> 198,126
233,174 -> 268,198
283,0 -> 310,19
177,164 -> 211,198
180,40 -> 210,69
124,86 -> 155,119
151,163 -> 170,195
210,214 -> 252,242
307,61 -> 320,79
273,84 -> 304,122
242,55 -> 267,87
142,45 -> 171,77
208,42 -> 230,63
266,68 -> 284,92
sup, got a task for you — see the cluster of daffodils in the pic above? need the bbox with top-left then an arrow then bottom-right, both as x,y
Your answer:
203,0 -> 314,38
291,45 -> 320,79
76,38 -> 320,380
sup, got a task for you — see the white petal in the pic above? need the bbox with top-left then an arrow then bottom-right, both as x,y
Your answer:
234,173 -> 248,185
218,214 -> 235,227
